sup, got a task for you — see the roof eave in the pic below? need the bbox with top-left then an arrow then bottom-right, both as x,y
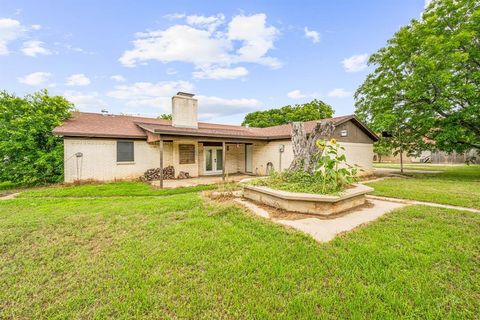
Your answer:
54,132 -> 147,139
152,129 -> 272,140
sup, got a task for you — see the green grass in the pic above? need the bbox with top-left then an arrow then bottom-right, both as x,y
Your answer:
18,181 -> 218,198
373,163 -> 466,171
366,165 -> 480,209
1,192 -> 479,318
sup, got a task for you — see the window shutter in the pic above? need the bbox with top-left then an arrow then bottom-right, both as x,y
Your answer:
179,144 -> 195,164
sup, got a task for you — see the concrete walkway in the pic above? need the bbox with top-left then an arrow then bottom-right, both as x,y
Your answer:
234,198 -> 406,242
367,195 -> 480,213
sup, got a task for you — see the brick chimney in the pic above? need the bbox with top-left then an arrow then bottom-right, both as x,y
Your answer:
171,92 -> 198,128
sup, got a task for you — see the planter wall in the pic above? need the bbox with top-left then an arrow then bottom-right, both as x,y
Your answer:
242,183 -> 373,216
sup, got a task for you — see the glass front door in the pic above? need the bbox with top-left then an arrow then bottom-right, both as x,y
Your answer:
204,147 -> 223,174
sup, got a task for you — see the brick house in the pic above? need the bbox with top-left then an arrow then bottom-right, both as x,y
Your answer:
53,92 -> 378,183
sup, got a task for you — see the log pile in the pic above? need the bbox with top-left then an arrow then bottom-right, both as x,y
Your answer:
163,166 -> 175,179
177,171 -> 190,179
142,165 -> 175,181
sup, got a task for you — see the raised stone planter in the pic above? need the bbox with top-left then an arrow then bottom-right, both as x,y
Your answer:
242,183 -> 374,216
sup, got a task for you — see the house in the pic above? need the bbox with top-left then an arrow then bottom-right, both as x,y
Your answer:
53,92 -> 378,184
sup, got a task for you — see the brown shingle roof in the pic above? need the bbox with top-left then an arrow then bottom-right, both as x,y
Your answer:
53,112 -> 377,141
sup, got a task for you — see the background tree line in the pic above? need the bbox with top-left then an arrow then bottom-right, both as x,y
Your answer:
242,99 -> 334,128
0,90 -> 73,187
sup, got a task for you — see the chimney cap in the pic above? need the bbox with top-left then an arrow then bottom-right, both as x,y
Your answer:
176,92 -> 195,97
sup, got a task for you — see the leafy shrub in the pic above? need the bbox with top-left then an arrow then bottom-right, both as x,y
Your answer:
0,90 -> 73,185
250,139 -> 358,194
0,181 -> 18,191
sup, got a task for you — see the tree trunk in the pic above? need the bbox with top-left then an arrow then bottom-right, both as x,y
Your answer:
400,150 -> 404,173
289,121 -> 335,173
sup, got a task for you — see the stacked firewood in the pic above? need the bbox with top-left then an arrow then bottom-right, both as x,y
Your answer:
142,165 -> 175,181
177,171 -> 190,179
163,166 -> 175,179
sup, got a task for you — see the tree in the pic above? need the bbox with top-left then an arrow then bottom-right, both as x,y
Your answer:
355,0 -> 480,157
159,113 -> 172,120
0,90 -> 74,185
373,139 -> 393,163
242,99 -> 334,128
289,121 -> 335,173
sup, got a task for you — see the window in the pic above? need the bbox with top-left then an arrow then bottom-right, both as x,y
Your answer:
117,141 -> 134,162
179,144 -> 195,164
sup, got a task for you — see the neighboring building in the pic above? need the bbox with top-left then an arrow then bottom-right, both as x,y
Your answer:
53,92 -> 378,183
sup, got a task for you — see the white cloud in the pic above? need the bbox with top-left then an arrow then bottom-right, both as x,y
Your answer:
106,80 -> 259,118
21,40 -> 51,57
119,24 -> 232,68
66,73 -> 91,86
193,66 -> 248,80
164,13 -> 186,20
107,80 -> 195,110
0,18 -> 25,55
287,90 -> 307,99
197,95 -> 260,119
119,13 -> 281,77
63,91 -> 107,109
342,54 -> 369,72
17,72 -> 51,86
110,74 -> 126,82
327,88 -> 351,98
304,27 -> 320,43
30,24 -> 42,30
227,14 -> 281,68
186,14 -> 225,32
65,44 -> 95,55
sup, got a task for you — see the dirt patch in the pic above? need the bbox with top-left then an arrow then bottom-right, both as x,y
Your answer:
202,189 -> 241,203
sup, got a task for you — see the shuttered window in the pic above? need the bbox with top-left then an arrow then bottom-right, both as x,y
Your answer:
117,141 -> 134,162
179,144 -> 195,164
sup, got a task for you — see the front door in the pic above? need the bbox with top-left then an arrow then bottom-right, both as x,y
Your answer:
245,144 -> 253,173
204,147 -> 223,175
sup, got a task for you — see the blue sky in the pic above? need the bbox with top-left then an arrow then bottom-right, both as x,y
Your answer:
1,0 -> 427,124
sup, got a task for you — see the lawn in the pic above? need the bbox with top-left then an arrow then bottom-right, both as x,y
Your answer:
366,165 -> 480,209
17,181 -> 218,198
1,186 -> 479,318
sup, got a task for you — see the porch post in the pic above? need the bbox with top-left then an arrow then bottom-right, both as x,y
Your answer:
222,141 -> 226,181
159,136 -> 164,188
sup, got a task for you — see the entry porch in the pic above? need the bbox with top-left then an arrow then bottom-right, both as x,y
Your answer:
146,133 -> 256,188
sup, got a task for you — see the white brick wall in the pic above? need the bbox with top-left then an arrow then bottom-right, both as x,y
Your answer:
252,140 -> 294,175
64,138 -> 373,182
64,138 -> 162,182
252,140 -> 373,176
64,138 -> 248,182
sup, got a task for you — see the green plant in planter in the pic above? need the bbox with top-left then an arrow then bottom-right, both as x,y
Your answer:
314,138 -> 358,193
249,138 -> 358,195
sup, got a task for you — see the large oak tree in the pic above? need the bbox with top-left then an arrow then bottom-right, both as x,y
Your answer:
355,0 -> 480,154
